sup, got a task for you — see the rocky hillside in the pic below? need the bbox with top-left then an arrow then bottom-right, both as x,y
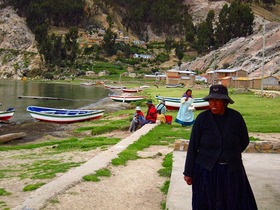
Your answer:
180,0 -> 280,78
0,1 -> 41,79
0,0 -> 279,79
181,21 -> 280,78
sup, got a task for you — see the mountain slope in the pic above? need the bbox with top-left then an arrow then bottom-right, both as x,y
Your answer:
181,21 -> 280,78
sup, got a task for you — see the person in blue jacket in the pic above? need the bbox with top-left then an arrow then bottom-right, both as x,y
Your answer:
183,84 -> 257,210
175,89 -> 195,126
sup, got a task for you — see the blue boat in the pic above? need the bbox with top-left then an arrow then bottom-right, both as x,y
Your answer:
27,106 -> 104,123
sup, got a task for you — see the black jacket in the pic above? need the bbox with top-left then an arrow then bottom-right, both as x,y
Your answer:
183,108 -> 249,177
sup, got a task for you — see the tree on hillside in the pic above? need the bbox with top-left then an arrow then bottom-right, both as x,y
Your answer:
164,37 -> 174,53
215,2 -> 254,47
228,2 -> 254,38
215,4 -> 230,46
262,0 -> 276,9
65,27 -> 79,65
184,13 -> 196,44
195,10 -> 215,54
102,28 -> 117,56
175,40 -> 185,69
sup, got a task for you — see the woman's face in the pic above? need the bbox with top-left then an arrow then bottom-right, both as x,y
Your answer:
186,90 -> 192,97
209,99 -> 227,115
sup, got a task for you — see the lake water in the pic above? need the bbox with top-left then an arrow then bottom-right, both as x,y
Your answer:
0,80 -> 111,123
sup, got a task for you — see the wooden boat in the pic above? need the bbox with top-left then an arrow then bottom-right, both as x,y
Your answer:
121,88 -> 142,93
26,106 -> 104,123
139,85 -> 150,89
80,82 -> 96,86
155,95 -> 209,111
109,95 -> 145,103
165,83 -> 185,88
0,108 -> 15,121
104,85 -> 126,89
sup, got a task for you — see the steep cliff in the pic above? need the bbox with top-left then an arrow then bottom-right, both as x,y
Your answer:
0,1 -> 41,79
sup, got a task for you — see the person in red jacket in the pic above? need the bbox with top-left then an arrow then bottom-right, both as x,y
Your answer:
141,99 -> 157,126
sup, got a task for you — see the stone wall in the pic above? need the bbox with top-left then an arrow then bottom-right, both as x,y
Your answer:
174,139 -> 280,153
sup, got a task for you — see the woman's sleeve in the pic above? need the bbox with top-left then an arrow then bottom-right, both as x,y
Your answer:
183,115 -> 201,177
239,114 -> 249,152
180,97 -> 187,104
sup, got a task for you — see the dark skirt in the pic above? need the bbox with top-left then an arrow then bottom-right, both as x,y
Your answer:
192,162 -> 258,210
175,118 -> 194,126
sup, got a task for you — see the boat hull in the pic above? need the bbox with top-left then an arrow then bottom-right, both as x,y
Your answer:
121,89 -> 142,93
104,85 -> 126,89
109,95 -> 144,102
165,84 -> 184,88
0,108 -> 15,121
155,95 -> 209,111
27,106 -> 104,123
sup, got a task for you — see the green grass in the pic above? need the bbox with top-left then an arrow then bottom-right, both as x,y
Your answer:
76,117 -> 131,135
111,124 -> 190,166
0,136 -> 121,152
23,183 -> 46,191
83,168 -> 111,182
160,180 -> 170,195
158,153 -> 173,178
0,188 -> 11,196
143,85 -> 280,133
229,92 -> 280,133
19,160 -> 81,179
0,200 -> 9,210
158,153 -> 173,210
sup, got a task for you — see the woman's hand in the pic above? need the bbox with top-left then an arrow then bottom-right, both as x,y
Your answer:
184,176 -> 192,185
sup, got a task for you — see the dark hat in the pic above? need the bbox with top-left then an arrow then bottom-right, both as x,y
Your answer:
146,99 -> 153,105
203,85 -> 234,104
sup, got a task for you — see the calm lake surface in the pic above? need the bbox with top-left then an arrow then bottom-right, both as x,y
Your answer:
0,80 -> 111,123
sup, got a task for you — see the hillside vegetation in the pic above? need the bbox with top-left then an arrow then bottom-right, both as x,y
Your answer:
0,0 -> 279,79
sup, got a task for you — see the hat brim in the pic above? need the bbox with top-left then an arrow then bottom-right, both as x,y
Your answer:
203,93 -> 234,104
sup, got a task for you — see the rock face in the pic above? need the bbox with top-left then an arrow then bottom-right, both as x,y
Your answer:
181,21 -> 280,78
181,0 -> 280,78
185,0 -> 228,24
0,2 -> 41,79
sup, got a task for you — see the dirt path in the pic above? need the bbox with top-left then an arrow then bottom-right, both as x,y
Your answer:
42,146 -> 173,210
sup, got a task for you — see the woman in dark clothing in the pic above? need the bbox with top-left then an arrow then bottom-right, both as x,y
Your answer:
183,84 -> 257,210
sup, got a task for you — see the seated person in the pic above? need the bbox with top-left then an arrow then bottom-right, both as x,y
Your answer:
129,106 -> 144,132
141,100 -> 157,126
156,100 -> 167,124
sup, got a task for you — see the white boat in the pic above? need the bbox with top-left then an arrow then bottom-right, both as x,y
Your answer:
139,85 -> 150,89
121,88 -> 142,93
80,82 -> 96,86
155,95 -> 209,111
26,106 -> 104,123
104,85 -> 126,89
165,83 -> 185,88
109,95 -> 145,103
0,108 -> 15,121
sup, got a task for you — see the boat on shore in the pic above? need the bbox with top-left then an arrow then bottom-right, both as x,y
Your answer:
26,106 -> 104,123
104,85 -> 126,90
0,108 -> 15,121
121,88 -> 142,93
80,82 -> 96,86
165,83 -> 185,88
155,95 -> 209,111
109,95 -> 145,103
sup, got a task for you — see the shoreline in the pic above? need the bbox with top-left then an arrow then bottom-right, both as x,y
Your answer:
0,95 -> 132,143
